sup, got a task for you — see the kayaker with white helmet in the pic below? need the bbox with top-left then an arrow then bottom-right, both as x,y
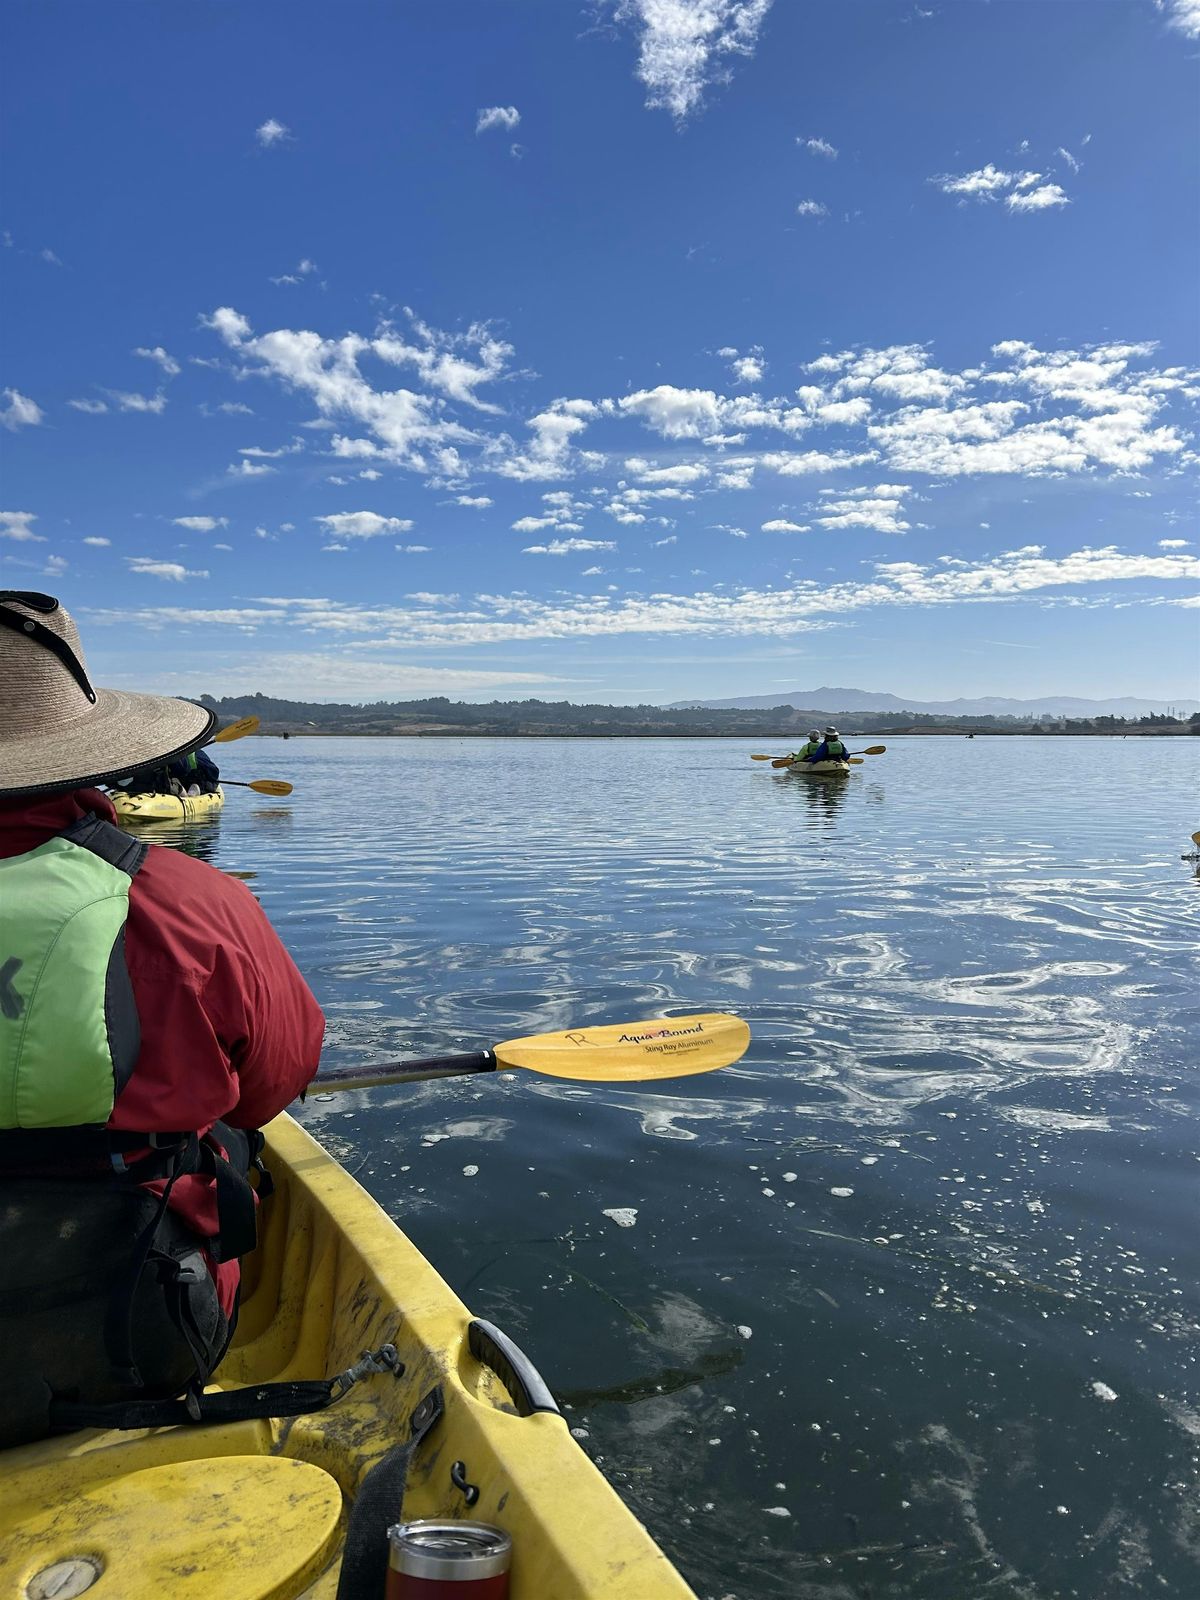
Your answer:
0,590 -> 324,1445
790,728 -> 823,763
805,725 -> 850,763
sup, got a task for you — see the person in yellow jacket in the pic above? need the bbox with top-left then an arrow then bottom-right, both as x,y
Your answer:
790,730 -> 822,763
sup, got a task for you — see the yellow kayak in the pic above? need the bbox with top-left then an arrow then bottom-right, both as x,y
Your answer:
110,786 -> 225,822
782,759 -> 851,775
0,1113 -> 696,1599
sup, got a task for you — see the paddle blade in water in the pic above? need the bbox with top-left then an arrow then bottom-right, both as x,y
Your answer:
495,1012 -> 750,1082
750,754 -> 782,761
213,715 -> 261,743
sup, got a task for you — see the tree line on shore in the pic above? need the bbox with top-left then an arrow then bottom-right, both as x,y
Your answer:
198,693 -> 1200,738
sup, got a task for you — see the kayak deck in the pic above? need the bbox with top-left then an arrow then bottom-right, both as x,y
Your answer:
110,785 -> 225,822
0,1114 -> 695,1600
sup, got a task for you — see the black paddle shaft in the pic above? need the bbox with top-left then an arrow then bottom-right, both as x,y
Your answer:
312,1051 -> 498,1092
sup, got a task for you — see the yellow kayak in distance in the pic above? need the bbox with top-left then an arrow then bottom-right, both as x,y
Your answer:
781,759 -> 851,776
0,1113 -> 696,1600
110,785 -> 225,823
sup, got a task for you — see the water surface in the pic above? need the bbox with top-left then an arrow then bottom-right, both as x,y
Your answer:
169,735 -> 1199,1599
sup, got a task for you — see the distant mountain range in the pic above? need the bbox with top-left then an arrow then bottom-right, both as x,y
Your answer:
665,686 -> 1200,718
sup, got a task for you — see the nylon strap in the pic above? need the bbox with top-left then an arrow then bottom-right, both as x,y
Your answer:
335,1386 -> 445,1600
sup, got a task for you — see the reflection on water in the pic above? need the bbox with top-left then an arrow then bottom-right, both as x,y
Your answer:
161,737 -> 1200,1598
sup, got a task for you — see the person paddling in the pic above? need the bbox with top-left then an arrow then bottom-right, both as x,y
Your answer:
790,729 -> 823,764
0,590 -> 323,1446
806,725 -> 850,763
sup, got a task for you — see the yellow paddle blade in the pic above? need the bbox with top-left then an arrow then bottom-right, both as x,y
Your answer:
247,778 -> 293,796
213,715 -> 261,744
848,757 -> 864,765
495,1012 -> 750,1082
1192,831 -> 1200,845
751,754 -> 784,761
860,744 -> 886,755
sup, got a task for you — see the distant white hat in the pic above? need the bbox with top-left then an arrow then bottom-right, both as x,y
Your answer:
0,591 -> 215,797
825,725 -> 839,735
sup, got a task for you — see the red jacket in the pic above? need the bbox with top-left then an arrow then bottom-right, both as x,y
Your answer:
0,788 -> 325,1312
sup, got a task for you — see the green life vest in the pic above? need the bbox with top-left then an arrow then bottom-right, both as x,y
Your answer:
0,815 -> 145,1130
795,741 -> 820,759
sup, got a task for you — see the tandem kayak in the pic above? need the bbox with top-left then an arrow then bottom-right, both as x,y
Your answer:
0,1112 -> 696,1599
110,785 -> 225,822
782,759 -> 851,776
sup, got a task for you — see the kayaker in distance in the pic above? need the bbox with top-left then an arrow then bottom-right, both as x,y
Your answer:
0,590 -> 324,1447
790,728 -> 823,763
115,743 -> 222,797
804,725 -> 850,763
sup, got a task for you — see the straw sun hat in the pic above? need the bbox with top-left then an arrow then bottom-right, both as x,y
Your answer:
0,591 -> 216,798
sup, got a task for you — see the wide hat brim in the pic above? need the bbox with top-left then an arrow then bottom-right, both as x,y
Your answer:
0,688 -> 216,798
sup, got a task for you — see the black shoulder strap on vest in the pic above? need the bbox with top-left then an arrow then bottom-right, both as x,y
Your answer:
59,812 -> 148,878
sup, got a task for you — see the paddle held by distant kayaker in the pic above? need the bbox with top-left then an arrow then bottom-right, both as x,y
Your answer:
0,590 -> 324,1446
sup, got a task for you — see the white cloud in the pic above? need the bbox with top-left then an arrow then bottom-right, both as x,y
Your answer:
271,258 -> 319,285
109,389 -> 167,414
476,106 -> 520,134
800,136 -> 837,158
173,516 -> 229,533
933,162 -> 1070,213
256,118 -> 291,147
238,440 -> 303,458
1158,537 -> 1191,548
796,200 -> 828,218
214,400 -> 254,416
761,518 -> 807,532
227,460 -> 275,477
1057,147 -> 1081,174
0,510 -> 44,541
456,494 -> 493,507
612,0 -> 773,121
316,511 -> 414,540
653,534 -> 678,545
127,557 -> 208,581
82,536 -> 111,547
814,487 -> 910,533
1006,182 -> 1070,213
43,554 -> 68,575
1,388 -> 44,430
620,385 -> 723,438
718,345 -> 765,384
1161,0 -> 1200,39
92,545 -> 1200,652
522,538 -> 617,555
397,544 -> 431,553
134,345 -> 181,377
68,397 -> 109,414
202,307 -> 253,347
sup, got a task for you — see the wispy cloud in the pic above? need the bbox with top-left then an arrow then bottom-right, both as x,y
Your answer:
127,557 -> 208,581
134,345 -> 181,377
173,516 -> 229,533
761,518 -> 807,532
800,135 -> 837,159
522,537 -> 617,555
718,345 -> 765,384
932,161 -> 1071,212
1,388 -> 44,430
476,105 -> 520,134
256,118 -> 291,147
1160,0 -> 1200,40
1006,182 -> 1069,212
108,389 -> 168,414
0,510 -> 44,541
90,544 -> 1200,649
796,199 -> 828,218
316,511 -> 414,540
227,459 -> 275,477
611,0 -> 773,121
270,258 -> 319,286
82,536 -> 111,546
68,397 -> 109,414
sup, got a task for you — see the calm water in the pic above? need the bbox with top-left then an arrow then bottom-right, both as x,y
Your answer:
160,736 -> 1199,1600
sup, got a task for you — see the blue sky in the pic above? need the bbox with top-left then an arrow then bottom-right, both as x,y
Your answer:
3,0 -> 1198,705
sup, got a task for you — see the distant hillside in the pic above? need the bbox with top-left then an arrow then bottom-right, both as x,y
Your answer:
666,686 -> 1200,718
197,692 -> 1198,738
